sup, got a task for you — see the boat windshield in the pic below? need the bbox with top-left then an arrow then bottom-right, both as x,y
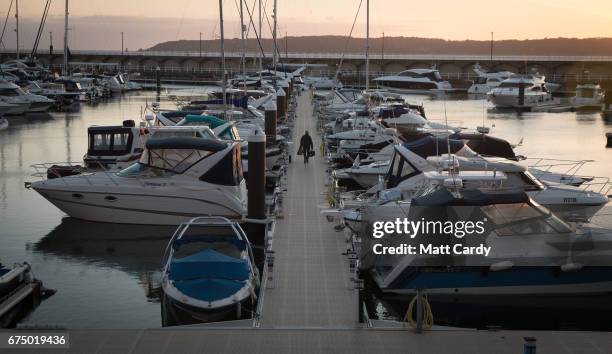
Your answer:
174,225 -> 243,259
116,162 -> 176,178
481,202 -> 572,236
139,148 -> 215,173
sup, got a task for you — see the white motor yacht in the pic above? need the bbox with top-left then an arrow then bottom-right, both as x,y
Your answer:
373,68 -> 453,93
570,83 -> 604,109
27,137 -> 247,225
0,98 -> 26,115
0,81 -> 55,113
467,64 -> 514,94
488,74 -> 554,109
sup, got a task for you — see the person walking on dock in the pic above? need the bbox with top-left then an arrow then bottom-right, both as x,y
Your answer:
298,131 -> 314,164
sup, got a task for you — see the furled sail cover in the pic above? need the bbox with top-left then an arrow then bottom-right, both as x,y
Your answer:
170,249 -> 249,302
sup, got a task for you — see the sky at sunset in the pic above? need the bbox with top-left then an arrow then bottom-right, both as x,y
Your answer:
2,0 -> 612,50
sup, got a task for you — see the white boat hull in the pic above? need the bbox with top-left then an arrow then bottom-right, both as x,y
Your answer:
32,187 -> 245,225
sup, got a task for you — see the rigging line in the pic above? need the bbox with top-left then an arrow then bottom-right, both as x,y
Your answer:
174,0 -> 192,40
333,0 -> 363,90
260,0 -> 282,61
0,0 -> 15,49
242,0 -> 266,60
32,0 -> 52,58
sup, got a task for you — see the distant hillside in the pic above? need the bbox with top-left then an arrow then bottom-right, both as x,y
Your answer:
147,36 -> 612,56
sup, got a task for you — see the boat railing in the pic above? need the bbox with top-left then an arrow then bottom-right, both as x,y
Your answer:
29,161 -> 121,187
525,157 -> 595,180
579,176 -> 612,196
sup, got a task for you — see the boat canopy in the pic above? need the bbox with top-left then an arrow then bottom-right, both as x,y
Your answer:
145,137 -> 227,152
403,136 -> 467,158
450,133 -> 517,160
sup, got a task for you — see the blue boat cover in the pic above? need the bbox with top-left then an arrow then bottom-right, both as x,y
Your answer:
174,278 -> 246,302
169,249 -> 249,282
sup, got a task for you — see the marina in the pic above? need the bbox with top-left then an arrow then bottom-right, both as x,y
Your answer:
1,0 -> 612,352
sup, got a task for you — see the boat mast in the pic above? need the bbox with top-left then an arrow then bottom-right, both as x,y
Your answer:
272,0 -> 277,89
63,0 -> 69,76
258,0 -> 262,79
239,0 -> 247,91
490,31 -> 493,66
15,0 -> 19,59
365,0 -> 369,91
218,0 -> 227,118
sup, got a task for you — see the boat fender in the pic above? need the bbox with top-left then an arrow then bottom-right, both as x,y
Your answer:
560,263 -> 583,272
489,261 -> 513,272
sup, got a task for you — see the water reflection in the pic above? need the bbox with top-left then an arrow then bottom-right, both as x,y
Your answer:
34,218 -> 171,305
35,218 -> 173,273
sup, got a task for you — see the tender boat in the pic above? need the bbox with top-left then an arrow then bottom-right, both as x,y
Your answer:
373,68 -> 453,93
570,83 -> 604,110
161,217 -> 259,325
467,64 -> 514,94
0,117 -> 8,131
28,137 -> 247,225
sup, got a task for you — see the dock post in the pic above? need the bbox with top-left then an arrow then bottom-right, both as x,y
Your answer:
523,337 -> 537,354
155,66 -> 161,93
518,82 -> 526,107
247,130 -> 267,246
281,81 -> 290,114
276,88 -> 286,122
264,100 -> 277,145
356,270 -> 365,323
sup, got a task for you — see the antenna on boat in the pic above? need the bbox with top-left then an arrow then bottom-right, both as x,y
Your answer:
443,92 -> 459,194
239,0 -> 247,92
365,0 -> 369,92
63,0 -> 69,76
218,0 -> 227,120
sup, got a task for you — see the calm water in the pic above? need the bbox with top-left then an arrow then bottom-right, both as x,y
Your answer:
0,88 -> 611,328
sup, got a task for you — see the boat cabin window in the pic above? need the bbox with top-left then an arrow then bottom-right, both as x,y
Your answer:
580,88 -> 595,98
0,88 -> 22,96
474,77 -> 488,84
422,71 -> 444,82
498,82 -> 523,88
88,130 -> 134,155
481,202 -> 572,236
398,71 -> 423,78
386,151 -> 418,188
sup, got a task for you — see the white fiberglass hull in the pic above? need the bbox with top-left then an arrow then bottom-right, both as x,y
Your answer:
489,93 -> 554,108
31,179 -> 246,225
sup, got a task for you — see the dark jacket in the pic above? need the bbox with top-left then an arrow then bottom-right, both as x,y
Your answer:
300,134 -> 313,152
